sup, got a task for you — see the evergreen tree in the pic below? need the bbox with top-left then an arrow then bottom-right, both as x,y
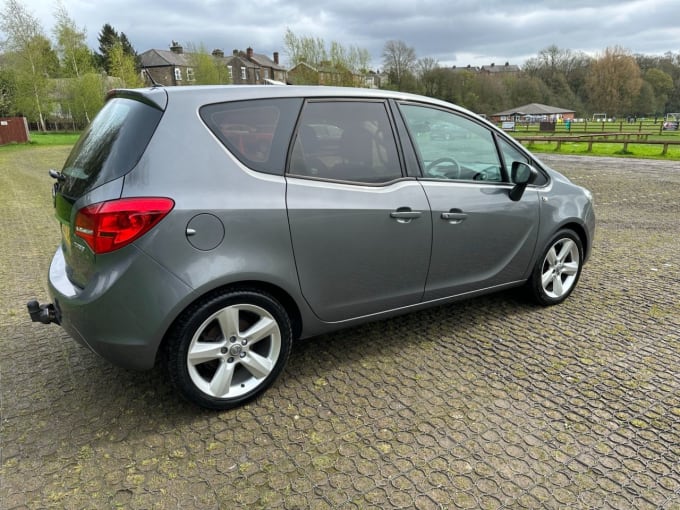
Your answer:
96,23 -> 138,73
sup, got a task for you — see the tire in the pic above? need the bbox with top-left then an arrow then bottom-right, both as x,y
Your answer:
529,229 -> 583,306
163,289 -> 292,410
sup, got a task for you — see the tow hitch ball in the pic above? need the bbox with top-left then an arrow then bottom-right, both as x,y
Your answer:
27,300 -> 59,325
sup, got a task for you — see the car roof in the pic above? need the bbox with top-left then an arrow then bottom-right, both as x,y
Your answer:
112,85 -> 478,119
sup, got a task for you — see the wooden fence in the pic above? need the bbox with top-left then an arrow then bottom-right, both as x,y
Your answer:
513,136 -> 680,155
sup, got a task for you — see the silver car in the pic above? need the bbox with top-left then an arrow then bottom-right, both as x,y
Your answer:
29,86 -> 595,410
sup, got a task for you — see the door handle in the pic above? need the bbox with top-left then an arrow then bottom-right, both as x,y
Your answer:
441,210 -> 467,224
390,208 -> 421,224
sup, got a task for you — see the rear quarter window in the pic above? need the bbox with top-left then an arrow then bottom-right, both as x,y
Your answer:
200,98 -> 302,175
60,97 -> 163,198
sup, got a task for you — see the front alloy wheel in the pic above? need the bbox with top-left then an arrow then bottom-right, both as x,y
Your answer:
165,290 -> 292,410
530,230 -> 583,306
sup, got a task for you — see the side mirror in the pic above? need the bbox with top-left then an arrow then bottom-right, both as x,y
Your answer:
509,161 -> 538,201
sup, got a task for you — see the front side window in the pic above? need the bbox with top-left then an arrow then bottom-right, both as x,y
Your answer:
288,101 -> 402,184
400,104 -> 503,182
200,98 -> 302,175
186,67 -> 195,82
227,65 -> 233,79
174,67 -> 182,81
240,66 -> 246,80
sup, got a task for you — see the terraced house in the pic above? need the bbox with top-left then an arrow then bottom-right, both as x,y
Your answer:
139,42 -> 287,86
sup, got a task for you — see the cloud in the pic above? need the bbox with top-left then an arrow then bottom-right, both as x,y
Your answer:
16,0 -> 680,69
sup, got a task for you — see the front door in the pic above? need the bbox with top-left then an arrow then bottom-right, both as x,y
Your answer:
398,103 -> 540,300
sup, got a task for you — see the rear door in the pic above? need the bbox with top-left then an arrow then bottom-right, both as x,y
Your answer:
286,100 -> 432,322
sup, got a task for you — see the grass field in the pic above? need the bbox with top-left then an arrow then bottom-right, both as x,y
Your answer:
516,139 -> 680,159
503,119 -> 680,160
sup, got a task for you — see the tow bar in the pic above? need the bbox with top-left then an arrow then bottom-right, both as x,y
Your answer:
27,300 -> 59,325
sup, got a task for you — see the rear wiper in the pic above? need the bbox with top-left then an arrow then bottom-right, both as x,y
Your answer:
48,169 -> 66,182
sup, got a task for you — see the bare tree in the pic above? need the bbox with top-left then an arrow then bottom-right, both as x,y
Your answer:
382,40 -> 416,90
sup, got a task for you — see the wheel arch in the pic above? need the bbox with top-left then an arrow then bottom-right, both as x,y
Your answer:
157,280 -> 304,363
558,221 -> 590,261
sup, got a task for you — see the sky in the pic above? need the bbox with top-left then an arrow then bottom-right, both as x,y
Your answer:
13,0 -> 680,69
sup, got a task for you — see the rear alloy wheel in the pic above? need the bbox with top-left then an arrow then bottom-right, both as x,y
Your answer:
530,230 -> 583,306
165,290 -> 292,410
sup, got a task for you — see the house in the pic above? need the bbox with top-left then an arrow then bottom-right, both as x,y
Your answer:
451,65 -> 480,73
139,42 -> 195,86
490,103 -> 576,123
232,47 -> 287,84
450,63 -> 520,74
139,43 -> 287,86
480,62 -> 521,75
222,50 -> 260,85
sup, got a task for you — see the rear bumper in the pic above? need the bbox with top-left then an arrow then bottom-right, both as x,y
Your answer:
47,246 -> 194,370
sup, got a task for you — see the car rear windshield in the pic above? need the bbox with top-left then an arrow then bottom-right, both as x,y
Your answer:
200,98 -> 302,175
59,97 -> 163,198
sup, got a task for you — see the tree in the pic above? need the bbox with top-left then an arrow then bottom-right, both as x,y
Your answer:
283,28 -> 369,76
523,45 -> 590,109
53,2 -> 95,77
0,68 -> 17,116
644,68 -> 674,113
382,40 -> 416,90
96,23 -> 138,73
53,2 -> 100,125
108,41 -> 143,88
0,0 -> 57,130
186,43 -> 231,85
585,46 -> 643,117
505,74 -> 552,107
283,28 -> 327,67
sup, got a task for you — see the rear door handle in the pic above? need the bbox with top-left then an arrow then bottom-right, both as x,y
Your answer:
441,211 -> 467,224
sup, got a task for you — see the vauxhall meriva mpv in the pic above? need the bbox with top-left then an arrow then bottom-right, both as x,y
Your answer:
29,85 -> 595,410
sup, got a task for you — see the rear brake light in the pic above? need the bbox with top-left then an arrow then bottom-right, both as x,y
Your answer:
74,198 -> 174,254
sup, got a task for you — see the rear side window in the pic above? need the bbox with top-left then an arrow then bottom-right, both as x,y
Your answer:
61,97 -> 163,198
288,101 -> 402,184
200,98 -> 302,175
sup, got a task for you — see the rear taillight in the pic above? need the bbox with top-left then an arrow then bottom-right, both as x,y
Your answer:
74,198 -> 174,254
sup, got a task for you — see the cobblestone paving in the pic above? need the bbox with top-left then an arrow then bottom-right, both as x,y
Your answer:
1,149 -> 679,509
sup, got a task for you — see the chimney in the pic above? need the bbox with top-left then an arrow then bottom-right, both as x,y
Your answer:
212,49 -> 224,58
233,49 -> 239,56
490,62 -> 495,67
170,41 -> 183,54
273,52 -> 279,65
247,47 -> 253,59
